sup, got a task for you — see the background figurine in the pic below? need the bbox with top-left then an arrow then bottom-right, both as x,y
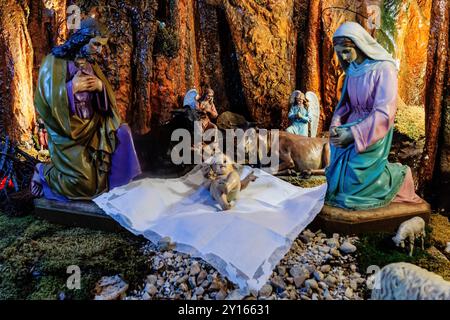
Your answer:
183,88 -> 218,132
305,91 -> 320,137
286,90 -> 310,137
37,118 -> 48,152
392,216 -> 426,256
183,88 -> 200,110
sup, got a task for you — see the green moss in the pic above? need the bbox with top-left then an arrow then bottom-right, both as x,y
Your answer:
281,176 -> 327,188
394,105 -> 425,141
154,27 -> 180,58
357,225 -> 450,281
356,232 -> 429,273
0,212 -> 149,300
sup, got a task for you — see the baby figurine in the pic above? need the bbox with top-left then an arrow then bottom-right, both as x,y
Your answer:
202,154 -> 257,211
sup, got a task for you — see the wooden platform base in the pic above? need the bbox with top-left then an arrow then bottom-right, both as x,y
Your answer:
309,200 -> 431,235
35,197 -> 432,237
34,198 -> 124,232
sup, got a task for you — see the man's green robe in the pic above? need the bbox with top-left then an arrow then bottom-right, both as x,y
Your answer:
34,54 -> 122,199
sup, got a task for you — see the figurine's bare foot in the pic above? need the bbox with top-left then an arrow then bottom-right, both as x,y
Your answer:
31,163 -> 44,198
300,169 -> 312,179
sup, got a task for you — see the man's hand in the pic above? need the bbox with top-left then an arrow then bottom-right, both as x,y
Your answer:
330,127 -> 354,148
72,71 -> 103,94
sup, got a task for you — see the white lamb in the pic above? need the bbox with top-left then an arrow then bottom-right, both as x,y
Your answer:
371,262 -> 450,300
392,216 -> 426,256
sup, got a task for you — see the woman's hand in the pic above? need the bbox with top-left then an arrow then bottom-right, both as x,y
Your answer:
72,71 -> 103,94
330,127 -> 354,148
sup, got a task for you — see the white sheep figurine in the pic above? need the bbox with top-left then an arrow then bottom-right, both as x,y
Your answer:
371,262 -> 450,300
392,216 -> 426,256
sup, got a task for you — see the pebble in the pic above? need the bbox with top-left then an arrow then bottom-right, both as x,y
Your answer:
345,287 -> 354,298
320,265 -> 331,273
350,279 -> 358,291
340,241 -> 357,254
190,262 -> 201,276
331,248 -> 340,257
277,266 -> 287,275
259,284 -> 273,297
294,275 -> 307,288
195,287 -> 205,296
146,275 -> 157,285
326,238 -> 339,248
215,289 -> 227,300
318,246 -> 330,254
197,270 -> 208,283
289,265 -> 303,278
145,284 -> 158,296
271,276 -> 286,291
324,275 -> 338,287
305,279 -> 319,290
176,275 -> 189,284
313,271 -> 324,281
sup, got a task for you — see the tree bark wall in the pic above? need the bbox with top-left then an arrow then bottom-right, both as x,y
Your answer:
418,0 -> 449,193
0,0 -> 35,142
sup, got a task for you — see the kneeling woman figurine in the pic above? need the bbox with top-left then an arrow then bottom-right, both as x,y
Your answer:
326,22 -> 422,210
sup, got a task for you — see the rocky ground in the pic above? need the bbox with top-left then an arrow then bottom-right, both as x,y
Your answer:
96,230 -> 367,301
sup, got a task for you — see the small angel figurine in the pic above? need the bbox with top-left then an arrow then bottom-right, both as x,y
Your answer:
286,90 -> 310,136
286,90 -> 321,137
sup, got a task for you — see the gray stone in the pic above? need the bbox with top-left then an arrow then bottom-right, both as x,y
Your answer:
179,283 -> 189,292
303,230 -> 315,239
215,289 -> 227,300
145,284 -> 158,296
289,265 -> 303,278
189,262 -> 201,276
324,275 -> 338,287
331,248 -> 340,257
146,275 -> 157,285
176,275 -> 189,284
305,279 -> 319,290
345,287 -> 354,299
188,277 -> 197,288
195,287 -> 205,296
294,275 -> 307,288
326,238 -> 340,248
277,266 -> 287,276
259,284 -> 273,297
197,270 -> 208,284
209,280 -> 222,291
271,276 -> 286,291
340,241 -> 357,254
313,271 -> 324,281
320,265 -> 331,273
319,281 -> 328,290
318,246 -> 331,254
350,279 -> 358,291
299,235 -> 311,244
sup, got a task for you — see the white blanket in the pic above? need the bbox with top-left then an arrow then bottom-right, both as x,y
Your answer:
94,166 -> 327,293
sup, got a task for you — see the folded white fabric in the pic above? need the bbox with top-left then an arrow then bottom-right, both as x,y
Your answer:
94,166 -> 327,293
